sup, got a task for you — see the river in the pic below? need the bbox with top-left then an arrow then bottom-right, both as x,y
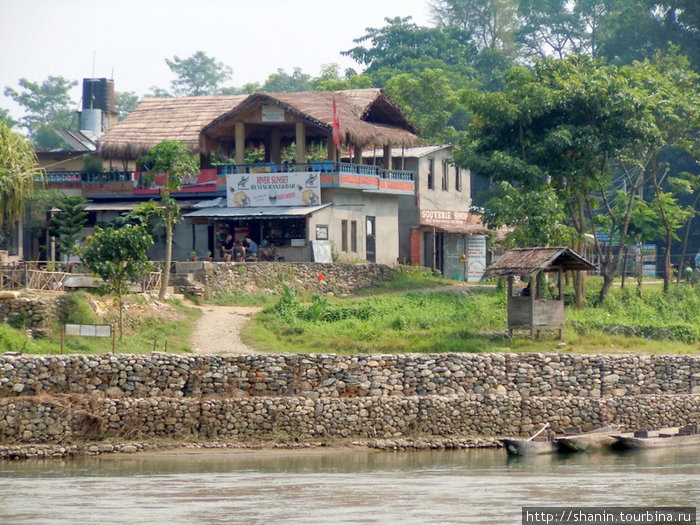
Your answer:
0,446 -> 698,524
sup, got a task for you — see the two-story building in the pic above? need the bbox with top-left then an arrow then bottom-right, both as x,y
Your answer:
93,89 -> 418,266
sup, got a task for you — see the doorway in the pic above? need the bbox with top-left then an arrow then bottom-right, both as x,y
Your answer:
365,216 -> 376,263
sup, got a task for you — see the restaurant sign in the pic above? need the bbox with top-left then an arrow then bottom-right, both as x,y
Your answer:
420,209 -> 473,229
226,171 -> 321,207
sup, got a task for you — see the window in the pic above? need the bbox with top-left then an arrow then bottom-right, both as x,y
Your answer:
455,166 -> 462,192
427,158 -> 434,190
341,220 -> 348,251
441,160 -> 448,191
351,220 -> 357,252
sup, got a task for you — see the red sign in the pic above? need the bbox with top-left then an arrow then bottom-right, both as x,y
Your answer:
134,168 -> 218,195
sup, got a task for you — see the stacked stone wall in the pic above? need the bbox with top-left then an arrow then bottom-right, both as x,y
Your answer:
0,353 -> 698,446
176,262 -> 396,297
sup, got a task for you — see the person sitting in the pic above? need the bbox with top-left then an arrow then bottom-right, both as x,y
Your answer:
233,240 -> 246,262
245,237 -> 258,260
220,233 -> 234,260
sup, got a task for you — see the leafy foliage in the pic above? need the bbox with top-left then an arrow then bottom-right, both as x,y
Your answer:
51,195 -> 88,260
165,50 -> 233,96
0,120 -> 40,229
80,224 -> 153,338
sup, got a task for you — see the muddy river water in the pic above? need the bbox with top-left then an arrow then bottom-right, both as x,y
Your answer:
0,446 -> 697,524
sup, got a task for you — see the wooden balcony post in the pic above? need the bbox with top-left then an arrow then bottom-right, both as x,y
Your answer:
235,122 -> 245,166
383,144 -> 392,169
295,122 -> 306,163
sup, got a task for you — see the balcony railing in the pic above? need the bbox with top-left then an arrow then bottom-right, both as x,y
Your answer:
42,171 -> 133,183
215,162 -> 414,182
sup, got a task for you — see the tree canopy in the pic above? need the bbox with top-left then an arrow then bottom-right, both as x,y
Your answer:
0,121 -> 41,230
165,50 -> 233,96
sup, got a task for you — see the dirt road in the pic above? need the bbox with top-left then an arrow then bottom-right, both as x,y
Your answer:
189,305 -> 262,354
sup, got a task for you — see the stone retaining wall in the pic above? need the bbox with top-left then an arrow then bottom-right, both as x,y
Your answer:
175,262 -> 395,297
1,393 -> 698,445
1,353 -> 699,447
2,353 -> 698,399
0,297 -> 53,332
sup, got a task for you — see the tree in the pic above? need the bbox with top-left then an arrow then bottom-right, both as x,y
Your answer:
80,224 -> 153,339
114,91 -> 139,119
0,121 -> 41,234
138,141 -> 199,300
383,69 -> 464,142
165,51 -> 233,96
261,68 -> 313,93
430,0 -> 520,55
481,181 -> 571,247
51,196 -> 88,261
457,57 -> 660,305
4,76 -> 78,148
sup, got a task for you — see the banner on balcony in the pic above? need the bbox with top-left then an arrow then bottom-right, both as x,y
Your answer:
226,172 -> 321,207
134,168 -> 218,195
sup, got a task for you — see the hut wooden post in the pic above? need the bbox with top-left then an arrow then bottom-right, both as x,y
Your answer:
353,145 -> 362,165
507,276 -> 514,338
327,135 -> 337,162
557,268 -> 563,339
270,128 -> 281,163
530,271 -> 537,340
382,144 -> 392,169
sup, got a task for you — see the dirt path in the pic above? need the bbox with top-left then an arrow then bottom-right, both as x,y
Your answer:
190,305 -> 262,354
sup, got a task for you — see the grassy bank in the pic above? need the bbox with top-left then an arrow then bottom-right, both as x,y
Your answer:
0,293 -> 200,355
246,277 -> 700,355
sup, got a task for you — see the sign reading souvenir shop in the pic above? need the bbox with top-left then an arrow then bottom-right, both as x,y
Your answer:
226,172 -> 321,207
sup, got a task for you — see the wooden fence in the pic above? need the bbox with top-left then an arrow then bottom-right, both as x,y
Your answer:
0,263 -> 162,293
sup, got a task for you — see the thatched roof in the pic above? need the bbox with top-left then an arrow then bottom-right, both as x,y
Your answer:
483,247 -> 595,277
99,89 -> 419,160
98,95 -> 247,159
204,89 -> 418,148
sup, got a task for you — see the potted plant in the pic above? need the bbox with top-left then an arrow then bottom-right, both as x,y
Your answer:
189,251 -> 199,261
206,251 -> 213,262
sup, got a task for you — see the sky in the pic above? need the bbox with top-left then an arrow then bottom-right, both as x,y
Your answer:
0,0 -> 432,120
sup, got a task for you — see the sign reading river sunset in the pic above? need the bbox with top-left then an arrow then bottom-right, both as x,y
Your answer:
226,172 -> 321,207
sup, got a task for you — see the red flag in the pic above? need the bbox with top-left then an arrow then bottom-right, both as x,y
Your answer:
332,97 -> 341,149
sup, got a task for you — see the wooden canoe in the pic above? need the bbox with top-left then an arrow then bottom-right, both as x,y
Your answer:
500,438 -> 558,456
611,427 -> 700,450
554,425 -> 622,453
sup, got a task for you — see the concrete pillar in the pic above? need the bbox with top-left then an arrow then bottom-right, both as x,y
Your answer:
270,128 -> 281,164
235,122 -> 245,166
382,144 -> 392,169
295,122 -> 306,163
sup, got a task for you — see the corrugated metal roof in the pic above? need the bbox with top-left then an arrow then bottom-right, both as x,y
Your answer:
183,203 -> 330,219
483,247 -> 595,277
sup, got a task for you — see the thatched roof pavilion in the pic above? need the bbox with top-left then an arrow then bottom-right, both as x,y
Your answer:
98,89 -> 420,163
483,247 -> 595,278
484,247 -> 595,339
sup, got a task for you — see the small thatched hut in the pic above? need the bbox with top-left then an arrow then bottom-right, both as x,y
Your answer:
483,247 -> 595,339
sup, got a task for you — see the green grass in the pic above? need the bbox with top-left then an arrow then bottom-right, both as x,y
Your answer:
246,277 -> 700,355
2,297 -> 201,355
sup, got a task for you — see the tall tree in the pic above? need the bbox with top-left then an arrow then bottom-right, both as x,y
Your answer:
114,91 -> 139,120
51,195 -> 88,261
165,51 -> 233,96
138,141 -> 199,300
457,57 -> 661,305
3,76 -> 77,148
261,68 -> 313,93
0,121 -> 41,234
431,0 -> 520,55
80,224 -> 153,339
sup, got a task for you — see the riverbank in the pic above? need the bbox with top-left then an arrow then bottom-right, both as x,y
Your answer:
0,434 -> 501,460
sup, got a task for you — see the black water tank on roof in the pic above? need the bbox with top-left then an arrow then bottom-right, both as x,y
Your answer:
82,78 -> 114,112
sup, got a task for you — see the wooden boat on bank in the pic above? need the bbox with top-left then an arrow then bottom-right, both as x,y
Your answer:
554,425 -> 622,453
501,424 -> 623,456
611,424 -> 700,450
